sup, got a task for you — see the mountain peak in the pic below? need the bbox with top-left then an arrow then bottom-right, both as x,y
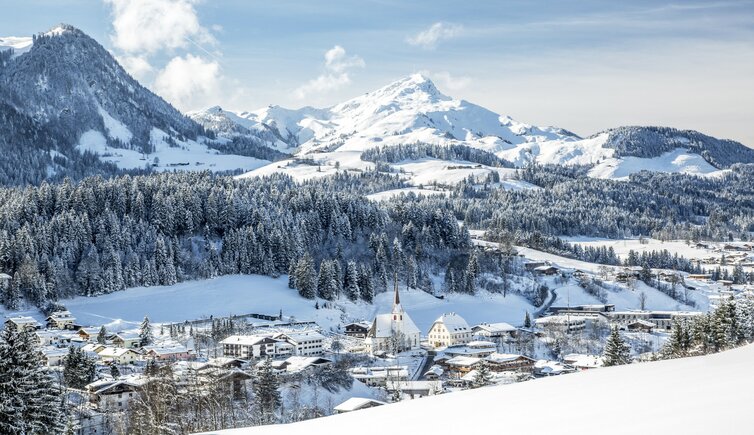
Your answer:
42,23 -> 80,38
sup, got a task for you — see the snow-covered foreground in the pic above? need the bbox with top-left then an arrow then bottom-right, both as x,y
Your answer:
23,275 -> 535,333
203,344 -> 754,435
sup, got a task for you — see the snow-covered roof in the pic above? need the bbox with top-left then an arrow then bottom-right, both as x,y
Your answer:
145,343 -> 189,355
220,334 -> 272,346
333,397 -> 387,413
97,346 -> 140,358
369,312 -> 421,338
280,331 -> 325,344
445,356 -> 482,367
563,354 -> 604,369
487,353 -> 533,364
432,313 -> 470,333
5,316 -> 41,326
47,310 -> 75,321
115,331 -> 141,341
473,322 -> 516,334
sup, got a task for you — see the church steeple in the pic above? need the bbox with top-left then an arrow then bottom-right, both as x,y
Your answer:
391,271 -> 403,318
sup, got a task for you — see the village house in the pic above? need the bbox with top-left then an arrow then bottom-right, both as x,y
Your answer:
97,346 -> 141,365
344,322 -> 370,338
221,335 -> 293,360
443,341 -> 497,358
533,360 -> 576,377
485,353 -> 536,372
334,397 -> 387,414
427,313 -> 472,348
472,322 -> 518,340
385,380 -> 442,399
262,356 -> 332,373
112,332 -> 142,349
364,283 -> 421,354
46,310 -> 76,330
275,331 -> 326,356
563,354 -> 604,371
76,327 -> 102,342
443,356 -> 481,374
42,347 -> 68,367
5,316 -> 42,332
535,315 -> 587,333
626,319 -> 655,333
144,343 -> 193,361
81,343 -> 107,356
351,366 -> 410,387
86,376 -> 147,411
34,330 -> 61,347
533,265 -> 559,276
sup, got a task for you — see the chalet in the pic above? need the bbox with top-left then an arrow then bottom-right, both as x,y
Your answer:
533,360 -> 576,377
472,322 -> 517,341
351,366 -> 409,387
384,380 -> 442,399
77,327 -> 102,342
144,343 -> 192,361
86,376 -> 147,411
533,265 -> 559,276
444,356 -> 481,374
334,398 -> 387,414
626,319 -> 655,333
46,310 -> 76,330
42,347 -> 68,367
524,261 -> 547,271
344,322 -> 370,338
97,347 -> 141,365
443,341 -> 497,358
427,313 -> 472,348
423,365 -> 444,380
275,331 -> 325,356
486,353 -> 536,372
535,315 -> 587,333
563,354 -> 604,370
221,335 -> 293,359
34,330 -> 61,347
81,343 -> 107,356
112,332 -> 142,349
5,316 -> 42,332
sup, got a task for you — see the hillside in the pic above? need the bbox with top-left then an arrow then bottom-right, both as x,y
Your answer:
203,343 -> 754,435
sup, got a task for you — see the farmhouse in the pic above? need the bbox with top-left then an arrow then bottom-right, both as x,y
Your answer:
427,313 -> 472,348
5,316 -> 42,332
344,322 -> 370,338
112,332 -> 142,349
334,398 -> 387,414
472,322 -> 517,340
485,353 -> 536,372
364,283 -> 421,354
46,310 -> 76,329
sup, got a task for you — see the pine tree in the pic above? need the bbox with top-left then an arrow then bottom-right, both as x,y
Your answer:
0,328 -> 66,434
254,358 -> 281,424
110,364 -> 120,379
358,265 -> 374,303
473,360 -> 493,388
343,261 -> 360,302
523,311 -> 532,329
139,316 -> 153,346
96,325 -> 107,344
63,346 -> 96,389
603,327 -> 631,366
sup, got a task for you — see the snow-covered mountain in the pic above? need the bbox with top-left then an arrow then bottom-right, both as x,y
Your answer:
194,74 -> 753,184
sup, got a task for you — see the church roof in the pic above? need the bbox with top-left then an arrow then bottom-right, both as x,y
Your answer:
369,312 -> 421,339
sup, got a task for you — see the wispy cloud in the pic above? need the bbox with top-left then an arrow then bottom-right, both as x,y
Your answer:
407,22 -> 462,49
419,70 -> 472,92
294,45 -> 365,99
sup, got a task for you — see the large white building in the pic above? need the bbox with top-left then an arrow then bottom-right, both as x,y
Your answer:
428,313 -> 472,348
364,283 -> 420,354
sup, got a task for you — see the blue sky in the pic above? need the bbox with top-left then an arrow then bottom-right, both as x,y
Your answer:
3,0 -> 754,144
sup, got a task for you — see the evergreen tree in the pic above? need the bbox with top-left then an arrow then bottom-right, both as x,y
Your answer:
63,346 -> 96,389
343,261 -> 360,302
254,358 -> 281,424
139,316 -> 153,346
603,327 -> 631,367
473,360 -> 493,388
358,265 -> 374,303
0,328 -> 66,434
110,364 -> 120,379
523,311 -> 532,329
294,255 -> 316,299
96,325 -> 107,344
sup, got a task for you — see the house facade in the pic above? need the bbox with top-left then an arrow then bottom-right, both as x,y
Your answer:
428,313 -> 472,348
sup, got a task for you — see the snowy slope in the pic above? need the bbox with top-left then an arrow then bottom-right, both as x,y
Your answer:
203,343 -> 754,435
0,36 -> 33,57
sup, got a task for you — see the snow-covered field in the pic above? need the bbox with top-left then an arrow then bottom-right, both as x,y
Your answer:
563,236 -> 721,261
5,275 -> 536,333
588,148 -> 726,180
77,128 -> 269,173
204,343 -> 754,434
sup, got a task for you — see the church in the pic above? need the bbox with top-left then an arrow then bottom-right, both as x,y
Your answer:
364,282 -> 421,354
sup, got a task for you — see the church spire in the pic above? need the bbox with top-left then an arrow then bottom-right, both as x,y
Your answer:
392,271 -> 402,315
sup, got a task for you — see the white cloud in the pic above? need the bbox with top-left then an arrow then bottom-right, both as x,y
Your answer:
294,45 -> 365,99
116,55 -> 153,82
154,54 -> 222,111
407,22 -> 463,49
105,0 -> 214,54
421,70 -> 472,91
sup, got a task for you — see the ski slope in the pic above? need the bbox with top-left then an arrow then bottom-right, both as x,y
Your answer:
202,343 -> 754,435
